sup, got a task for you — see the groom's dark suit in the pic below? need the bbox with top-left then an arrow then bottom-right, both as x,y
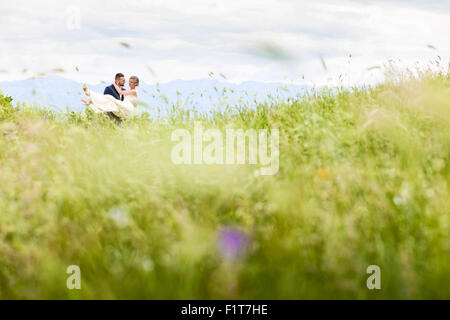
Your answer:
103,84 -> 124,124
104,85 -> 124,101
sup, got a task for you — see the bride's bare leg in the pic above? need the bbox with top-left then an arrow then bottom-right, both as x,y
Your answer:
81,97 -> 91,105
83,83 -> 90,96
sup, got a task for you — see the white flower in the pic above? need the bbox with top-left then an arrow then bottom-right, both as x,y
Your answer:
393,183 -> 410,206
140,257 -> 155,272
108,206 -> 130,228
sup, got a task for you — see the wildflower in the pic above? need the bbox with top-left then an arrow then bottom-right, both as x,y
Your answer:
108,206 -> 130,228
393,183 -> 411,206
317,168 -> 329,180
217,227 -> 250,261
140,257 -> 154,272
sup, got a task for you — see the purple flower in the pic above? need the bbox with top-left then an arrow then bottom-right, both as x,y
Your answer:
217,227 -> 250,260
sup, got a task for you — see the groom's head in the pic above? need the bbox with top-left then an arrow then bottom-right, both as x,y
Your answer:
115,73 -> 125,86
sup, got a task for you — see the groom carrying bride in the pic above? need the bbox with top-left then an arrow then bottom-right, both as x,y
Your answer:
82,73 -> 139,124
104,73 -> 126,123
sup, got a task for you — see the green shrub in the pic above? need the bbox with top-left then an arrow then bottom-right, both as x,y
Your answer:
0,92 -> 17,120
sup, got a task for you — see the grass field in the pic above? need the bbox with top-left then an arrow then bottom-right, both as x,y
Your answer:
0,70 -> 449,299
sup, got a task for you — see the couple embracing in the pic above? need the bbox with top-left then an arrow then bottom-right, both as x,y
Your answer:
81,73 -> 139,123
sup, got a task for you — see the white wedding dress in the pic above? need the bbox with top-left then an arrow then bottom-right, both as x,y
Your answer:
86,89 -> 138,119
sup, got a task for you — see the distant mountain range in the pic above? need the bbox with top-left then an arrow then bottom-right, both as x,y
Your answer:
0,75 -> 309,116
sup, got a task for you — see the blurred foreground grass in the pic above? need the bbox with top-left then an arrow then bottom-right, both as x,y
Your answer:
0,71 -> 449,299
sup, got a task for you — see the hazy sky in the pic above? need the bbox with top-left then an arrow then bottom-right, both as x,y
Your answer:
0,0 -> 448,85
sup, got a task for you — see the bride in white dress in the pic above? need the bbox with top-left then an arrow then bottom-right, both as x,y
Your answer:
81,76 -> 139,120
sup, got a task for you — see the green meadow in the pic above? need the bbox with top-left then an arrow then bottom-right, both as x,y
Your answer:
0,70 -> 449,299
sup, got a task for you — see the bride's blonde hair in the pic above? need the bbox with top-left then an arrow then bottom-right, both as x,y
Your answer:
130,76 -> 139,86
